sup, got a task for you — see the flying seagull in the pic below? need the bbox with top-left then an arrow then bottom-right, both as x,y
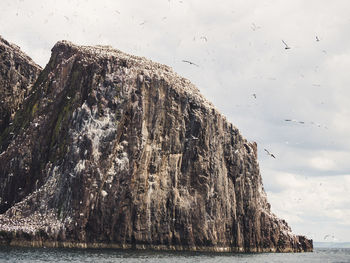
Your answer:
264,149 -> 276,158
282,40 -> 291,49
182,60 -> 199,67
285,119 -> 305,124
251,23 -> 261,31
285,119 -> 327,129
323,234 -> 334,240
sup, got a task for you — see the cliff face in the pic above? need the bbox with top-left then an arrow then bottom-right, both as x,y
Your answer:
0,36 -> 42,135
0,39 -> 312,252
0,36 -> 42,211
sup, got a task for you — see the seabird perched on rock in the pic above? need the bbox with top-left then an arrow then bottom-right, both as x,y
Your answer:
264,149 -> 276,158
282,40 -> 291,50
190,135 -> 199,140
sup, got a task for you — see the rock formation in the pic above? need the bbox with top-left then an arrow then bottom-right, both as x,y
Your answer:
0,36 -> 41,135
0,38 -> 312,252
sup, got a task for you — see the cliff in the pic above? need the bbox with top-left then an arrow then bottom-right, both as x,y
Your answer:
0,36 -> 42,135
0,38 -> 312,252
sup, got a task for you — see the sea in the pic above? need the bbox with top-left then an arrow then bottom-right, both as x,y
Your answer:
0,246 -> 349,263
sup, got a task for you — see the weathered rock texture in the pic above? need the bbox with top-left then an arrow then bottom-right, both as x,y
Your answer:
0,36 -> 42,135
0,39 -> 312,252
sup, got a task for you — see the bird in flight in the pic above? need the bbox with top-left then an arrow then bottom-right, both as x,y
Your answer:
182,60 -> 199,67
285,119 -> 305,124
285,119 -> 327,128
252,93 -> 257,99
251,23 -> 261,31
316,36 -> 320,42
282,40 -> 291,49
323,234 -> 335,240
264,149 -> 276,158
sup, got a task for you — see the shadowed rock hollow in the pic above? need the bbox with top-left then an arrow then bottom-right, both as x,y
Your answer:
0,38 -> 312,252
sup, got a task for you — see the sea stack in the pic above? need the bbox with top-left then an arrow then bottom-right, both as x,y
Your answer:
0,37 -> 313,252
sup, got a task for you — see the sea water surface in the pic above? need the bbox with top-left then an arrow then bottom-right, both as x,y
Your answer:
0,246 -> 349,263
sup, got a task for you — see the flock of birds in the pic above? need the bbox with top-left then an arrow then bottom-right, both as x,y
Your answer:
40,11 -> 329,163
181,35 -> 321,67
180,34 -> 326,160
180,29 -> 338,242
255,36 -> 324,159
44,12 -> 329,163
56,1 -> 328,163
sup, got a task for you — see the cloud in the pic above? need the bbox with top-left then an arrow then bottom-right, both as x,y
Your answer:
1,0 -> 350,242
309,156 -> 336,171
266,173 -> 350,242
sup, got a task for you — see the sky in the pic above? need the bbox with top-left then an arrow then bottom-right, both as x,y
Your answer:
1,0 -> 350,242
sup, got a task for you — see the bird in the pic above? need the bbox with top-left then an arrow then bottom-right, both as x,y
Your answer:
323,234 -> 335,240
285,119 -> 305,124
251,23 -> 261,31
182,60 -> 199,67
200,36 -> 208,42
316,36 -> 320,42
282,40 -> 291,49
264,149 -> 276,158
285,119 -> 327,129
252,93 -> 257,99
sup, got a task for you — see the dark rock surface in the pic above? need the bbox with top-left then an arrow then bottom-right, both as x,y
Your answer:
0,36 -> 42,212
0,39 -> 312,252
0,36 -> 42,135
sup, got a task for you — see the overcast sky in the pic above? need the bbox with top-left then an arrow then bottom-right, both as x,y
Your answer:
1,0 -> 350,242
